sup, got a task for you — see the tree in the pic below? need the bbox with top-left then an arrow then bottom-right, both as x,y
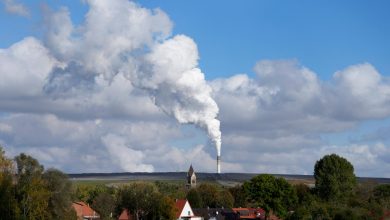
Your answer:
75,183 -> 114,204
243,174 -> 297,219
92,192 -> 115,220
43,168 -> 74,220
15,153 -> 50,219
229,185 -> 247,207
314,154 -> 356,201
372,184 -> 390,210
186,188 -> 203,208
116,182 -> 175,220
0,146 -> 20,219
217,189 -> 234,208
197,183 -> 219,208
155,180 -> 186,199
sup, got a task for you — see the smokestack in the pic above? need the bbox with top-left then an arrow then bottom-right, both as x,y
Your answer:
217,155 -> 221,174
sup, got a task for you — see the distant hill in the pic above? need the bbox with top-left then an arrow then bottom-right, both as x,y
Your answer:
67,172 -> 390,184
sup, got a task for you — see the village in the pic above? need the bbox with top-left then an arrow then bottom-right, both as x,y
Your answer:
2,146 -> 390,219
72,165 -> 287,220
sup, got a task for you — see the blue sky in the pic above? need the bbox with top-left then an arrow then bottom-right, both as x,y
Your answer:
2,0 -> 389,79
139,0 -> 390,80
1,0 -> 390,176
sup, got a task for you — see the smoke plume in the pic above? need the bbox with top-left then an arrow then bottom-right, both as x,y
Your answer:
42,0 -> 222,156
133,35 -> 222,156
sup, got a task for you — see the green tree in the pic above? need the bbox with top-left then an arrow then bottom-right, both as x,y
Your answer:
197,183 -> 219,208
75,183 -> 113,204
229,185 -> 247,207
186,188 -> 203,208
243,174 -> 297,219
148,194 -> 176,220
371,183 -> 390,212
43,168 -> 74,220
155,180 -> 186,199
92,192 -> 115,219
15,153 -> 50,220
217,189 -> 234,208
0,147 -> 20,219
294,184 -> 315,207
314,154 -> 356,201
116,182 -> 175,220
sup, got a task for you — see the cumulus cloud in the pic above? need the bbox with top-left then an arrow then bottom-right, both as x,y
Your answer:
2,0 -> 29,17
102,134 -> 154,172
0,37 -> 57,98
41,0 -> 221,157
1,0 -> 390,176
210,60 -> 390,176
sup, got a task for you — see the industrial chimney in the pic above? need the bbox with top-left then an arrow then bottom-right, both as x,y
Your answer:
217,155 -> 221,174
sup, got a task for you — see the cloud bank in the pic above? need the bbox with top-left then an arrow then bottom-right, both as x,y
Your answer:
1,0 -> 390,177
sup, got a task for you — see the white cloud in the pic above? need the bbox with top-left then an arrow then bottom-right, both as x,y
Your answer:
210,60 -> 390,177
1,1 -> 390,177
330,63 -> 390,119
2,0 -> 29,17
102,134 -> 154,172
0,37 -> 57,98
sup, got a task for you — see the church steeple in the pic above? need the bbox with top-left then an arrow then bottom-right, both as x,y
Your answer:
186,164 -> 196,189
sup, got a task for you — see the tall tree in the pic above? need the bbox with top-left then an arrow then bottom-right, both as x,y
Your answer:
186,188 -> 203,208
314,154 -> 356,201
0,146 -> 20,219
197,183 -> 219,208
15,153 -> 50,219
229,185 -> 247,207
243,174 -> 297,219
92,192 -> 115,220
43,168 -> 74,220
217,189 -> 234,208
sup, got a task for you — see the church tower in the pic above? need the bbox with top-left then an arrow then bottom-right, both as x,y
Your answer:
186,165 -> 196,189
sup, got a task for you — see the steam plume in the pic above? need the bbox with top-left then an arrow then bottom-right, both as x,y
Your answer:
133,35 -> 222,158
42,0 -> 222,165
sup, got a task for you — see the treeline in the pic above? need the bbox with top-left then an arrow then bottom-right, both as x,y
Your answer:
0,146 -> 181,219
222,154 -> 390,219
0,148 -> 76,219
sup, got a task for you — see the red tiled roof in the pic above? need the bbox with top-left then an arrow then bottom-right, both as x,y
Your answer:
175,199 -> 187,218
72,201 -> 100,219
118,209 -> 133,220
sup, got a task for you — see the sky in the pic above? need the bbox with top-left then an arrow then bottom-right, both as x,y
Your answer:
1,0 -> 390,177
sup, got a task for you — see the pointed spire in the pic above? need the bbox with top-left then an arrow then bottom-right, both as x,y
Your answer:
188,164 -> 194,176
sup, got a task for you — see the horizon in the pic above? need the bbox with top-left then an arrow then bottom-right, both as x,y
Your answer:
1,0 -> 390,177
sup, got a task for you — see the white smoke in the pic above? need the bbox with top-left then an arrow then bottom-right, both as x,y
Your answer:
133,35 -> 222,156
42,0 -> 222,156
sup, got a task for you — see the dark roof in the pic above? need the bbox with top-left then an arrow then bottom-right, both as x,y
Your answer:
193,208 -> 233,220
232,208 -> 265,219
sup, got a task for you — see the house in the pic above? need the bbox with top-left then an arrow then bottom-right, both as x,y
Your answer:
231,208 -> 265,219
193,208 -> 232,220
186,165 -> 197,189
72,201 -> 100,220
193,208 -> 275,220
118,209 -> 133,220
176,199 -> 202,220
